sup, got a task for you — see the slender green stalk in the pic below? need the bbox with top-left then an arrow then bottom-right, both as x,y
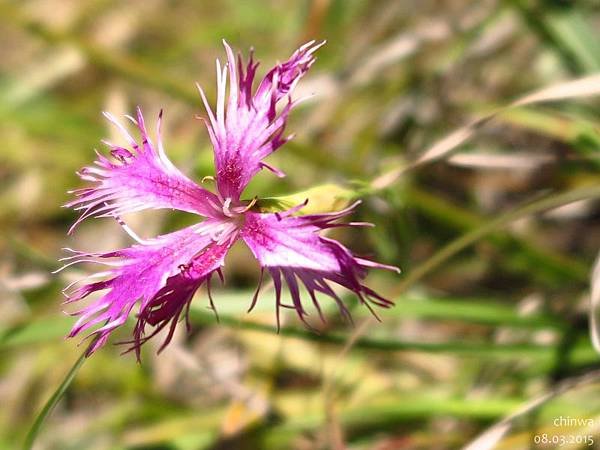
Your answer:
23,350 -> 87,450
404,186 -> 589,284
393,185 -> 600,295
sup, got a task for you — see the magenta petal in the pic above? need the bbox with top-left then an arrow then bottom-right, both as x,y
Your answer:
240,205 -> 398,327
198,41 -> 324,201
66,108 -> 222,232
62,219 -> 237,356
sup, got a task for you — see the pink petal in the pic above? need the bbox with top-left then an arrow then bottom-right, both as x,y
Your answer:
198,41 -> 324,201
62,219 -> 237,357
240,204 -> 398,329
66,108 -> 223,233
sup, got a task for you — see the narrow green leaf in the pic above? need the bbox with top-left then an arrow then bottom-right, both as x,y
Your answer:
0,316 -> 72,348
189,308 -> 573,358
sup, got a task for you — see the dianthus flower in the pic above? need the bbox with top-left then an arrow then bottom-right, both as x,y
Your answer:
60,41 -> 399,358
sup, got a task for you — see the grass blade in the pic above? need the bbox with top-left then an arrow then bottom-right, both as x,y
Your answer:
372,73 -> 600,190
394,185 -> 600,295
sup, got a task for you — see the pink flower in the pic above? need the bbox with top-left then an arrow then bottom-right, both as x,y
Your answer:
60,41 -> 399,358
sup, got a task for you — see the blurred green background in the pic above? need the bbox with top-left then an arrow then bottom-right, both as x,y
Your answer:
2,0 -> 600,449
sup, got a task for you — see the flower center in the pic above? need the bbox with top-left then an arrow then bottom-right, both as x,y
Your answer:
221,196 -> 258,219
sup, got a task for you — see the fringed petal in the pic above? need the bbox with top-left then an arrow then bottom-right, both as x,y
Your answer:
198,40 -> 325,201
66,108 -> 222,233
240,204 -> 398,328
61,219 -> 237,357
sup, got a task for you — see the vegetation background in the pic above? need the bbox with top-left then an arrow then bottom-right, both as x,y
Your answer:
2,0 -> 600,449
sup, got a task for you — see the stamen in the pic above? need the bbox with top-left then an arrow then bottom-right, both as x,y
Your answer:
113,213 -> 151,245
222,198 -> 235,217
241,196 -> 259,213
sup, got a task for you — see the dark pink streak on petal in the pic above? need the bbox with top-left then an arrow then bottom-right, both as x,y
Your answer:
240,204 -> 398,327
126,239 -> 233,360
66,108 -> 222,233
198,41 -> 324,201
61,219 -> 237,357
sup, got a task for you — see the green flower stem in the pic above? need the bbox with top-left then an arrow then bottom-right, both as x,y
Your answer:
23,350 -> 87,450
